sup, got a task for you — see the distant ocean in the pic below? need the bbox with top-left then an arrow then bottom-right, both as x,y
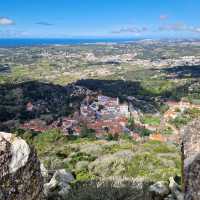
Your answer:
0,38 -> 141,47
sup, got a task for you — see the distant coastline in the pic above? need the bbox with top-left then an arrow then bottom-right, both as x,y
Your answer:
0,38 -> 142,47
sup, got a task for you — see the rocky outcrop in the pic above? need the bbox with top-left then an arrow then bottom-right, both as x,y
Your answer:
168,177 -> 183,200
149,177 -> 183,200
181,119 -> 200,200
44,169 -> 74,200
149,181 -> 170,199
182,119 -> 200,159
0,132 -> 43,200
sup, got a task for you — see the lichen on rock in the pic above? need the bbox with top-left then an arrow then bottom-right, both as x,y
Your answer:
0,132 -> 43,200
181,119 -> 200,200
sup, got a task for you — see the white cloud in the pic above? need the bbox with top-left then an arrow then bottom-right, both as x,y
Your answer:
159,23 -> 200,34
159,23 -> 186,31
112,26 -> 148,34
193,27 -> 200,33
0,17 -> 15,25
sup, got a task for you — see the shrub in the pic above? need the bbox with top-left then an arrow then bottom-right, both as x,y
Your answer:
132,125 -> 152,137
170,116 -> 189,129
106,132 -> 119,141
120,133 -> 132,141
69,152 -> 96,167
162,126 -> 173,135
170,108 -> 200,129
35,129 -> 65,143
32,129 -> 68,157
80,124 -> 96,139
127,117 -> 135,129
76,170 -> 94,182
68,179 -> 151,200
15,129 -> 38,144
126,153 -> 180,182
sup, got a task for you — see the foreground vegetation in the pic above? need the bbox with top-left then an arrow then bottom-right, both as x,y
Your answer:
16,129 -> 181,183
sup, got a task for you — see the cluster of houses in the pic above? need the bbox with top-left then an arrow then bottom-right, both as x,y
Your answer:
21,95 -> 200,143
21,95 -> 135,138
79,95 -> 130,136
50,95 -> 132,137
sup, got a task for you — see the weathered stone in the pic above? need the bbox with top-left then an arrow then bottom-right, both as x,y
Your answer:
0,132 -> 43,200
149,181 -> 169,199
183,154 -> 200,200
40,163 -> 48,178
182,119 -> 200,159
44,169 -> 74,200
169,177 -> 183,200
181,119 -> 200,200
164,194 -> 176,200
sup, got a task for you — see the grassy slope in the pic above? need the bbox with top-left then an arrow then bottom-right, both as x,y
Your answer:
17,129 -> 181,183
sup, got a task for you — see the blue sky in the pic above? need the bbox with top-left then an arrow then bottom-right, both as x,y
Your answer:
0,0 -> 200,38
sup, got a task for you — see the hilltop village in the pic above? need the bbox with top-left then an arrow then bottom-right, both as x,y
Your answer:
21,94 -> 132,136
20,89 -> 200,144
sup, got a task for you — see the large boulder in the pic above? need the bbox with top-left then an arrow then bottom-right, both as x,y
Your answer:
44,169 -> 74,200
169,177 -> 183,200
182,119 -> 200,159
0,132 -> 43,200
181,119 -> 200,200
183,153 -> 200,200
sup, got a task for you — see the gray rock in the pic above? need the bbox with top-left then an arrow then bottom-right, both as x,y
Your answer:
0,132 -> 43,200
169,177 -> 183,200
164,194 -> 176,200
181,119 -> 200,200
40,163 -> 48,178
149,181 -> 169,198
44,169 -> 74,200
54,169 -> 74,184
